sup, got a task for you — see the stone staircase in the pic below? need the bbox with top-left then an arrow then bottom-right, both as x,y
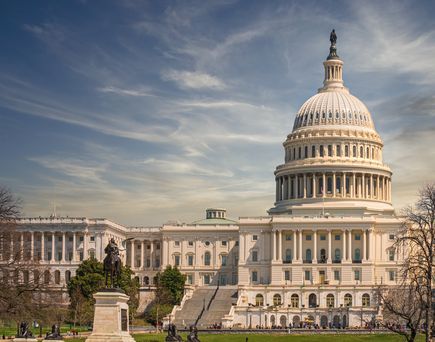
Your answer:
172,287 -> 237,328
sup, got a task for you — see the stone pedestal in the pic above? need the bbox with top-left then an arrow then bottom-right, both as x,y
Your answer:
13,339 -> 38,342
85,290 -> 135,342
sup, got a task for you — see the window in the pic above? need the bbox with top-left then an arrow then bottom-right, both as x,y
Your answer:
187,255 -> 194,266
203,274 -> 210,285
221,255 -> 227,266
362,294 -> 370,307
328,145 -> 332,157
353,145 -> 357,157
187,274 -> 193,285
252,235 -> 258,241
204,252 -> 211,266
284,270 -> 291,281
221,240 -> 227,246
306,235 -> 312,241
334,270 -> 340,281
68,236 -> 73,242
90,236 -> 95,242
311,145 -> 316,157
188,241 -> 194,247
389,234 -> 395,240
326,294 -> 335,307
336,145 -> 341,157
327,176 -> 333,193
285,249 -> 292,263
355,234 -> 361,241
304,270 -> 311,281
389,249 -> 395,261
320,145 -> 324,157
320,235 -> 326,241
65,270 -> 71,283
255,294 -> 264,306
344,293 -> 352,307
58,236 -> 62,242
205,241 -> 210,246
304,146 -> 308,158
354,249 -> 361,261
252,251 -> 258,262
354,269 -> 360,281
298,146 -> 301,159
389,270 -> 395,281
334,249 -> 341,262
345,145 -> 349,157
291,294 -> 299,308
273,294 -> 282,306
174,255 -> 180,266
89,250 -> 95,259
360,146 -> 364,157
252,271 -> 258,282
174,241 -> 180,247
305,249 -> 312,262
285,234 -> 292,241
335,234 -> 341,241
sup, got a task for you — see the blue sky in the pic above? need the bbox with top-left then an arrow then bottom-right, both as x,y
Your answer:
0,0 -> 434,225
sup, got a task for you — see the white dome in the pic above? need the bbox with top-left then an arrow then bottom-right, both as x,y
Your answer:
293,90 -> 375,130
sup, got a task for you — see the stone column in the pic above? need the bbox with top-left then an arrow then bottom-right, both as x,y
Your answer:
312,174 -> 317,198
83,233 -> 89,260
41,232 -> 45,261
130,240 -> 135,269
368,229 -> 373,261
362,174 -> 365,199
376,175 -> 380,199
298,230 -> 303,261
293,230 -> 297,262
276,179 -> 279,202
72,232 -> 77,262
62,232 -> 66,262
348,230 -> 353,262
343,172 -> 346,197
362,230 -> 367,261
313,230 -> 317,263
272,231 -> 276,261
30,231 -> 34,261
150,241 -> 154,268
278,230 -> 282,262
342,230 -> 346,262
322,173 -> 326,197
327,230 -> 332,263
141,240 -> 145,270
370,174 -> 374,199
239,234 -> 245,263
295,175 -> 299,199
51,232 -> 55,262
303,174 -> 307,198
332,172 -> 336,197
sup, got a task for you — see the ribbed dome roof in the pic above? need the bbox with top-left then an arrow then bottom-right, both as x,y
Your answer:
293,90 -> 375,130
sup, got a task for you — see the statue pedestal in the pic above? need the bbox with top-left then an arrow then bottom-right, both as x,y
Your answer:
13,339 -> 38,342
85,290 -> 135,342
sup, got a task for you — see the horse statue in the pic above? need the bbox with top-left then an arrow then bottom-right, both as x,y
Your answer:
187,325 -> 200,342
165,323 -> 183,342
103,238 -> 122,288
45,324 -> 62,340
17,321 -> 33,338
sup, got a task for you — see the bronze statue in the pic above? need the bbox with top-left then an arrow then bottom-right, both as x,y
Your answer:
17,321 -> 33,338
103,238 -> 122,288
45,324 -> 62,340
330,29 -> 337,46
187,325 -> 200,342
165,323 -> 183,342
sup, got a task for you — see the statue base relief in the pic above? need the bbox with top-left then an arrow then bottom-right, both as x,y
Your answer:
85,291 -> 135,342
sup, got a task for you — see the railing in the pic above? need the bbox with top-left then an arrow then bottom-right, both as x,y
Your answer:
207,280 -> 220,311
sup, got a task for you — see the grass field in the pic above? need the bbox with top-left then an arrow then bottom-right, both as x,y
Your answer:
65,333 -> 422,342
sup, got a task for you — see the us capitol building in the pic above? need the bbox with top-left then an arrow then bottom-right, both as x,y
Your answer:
9,33 -> 401,328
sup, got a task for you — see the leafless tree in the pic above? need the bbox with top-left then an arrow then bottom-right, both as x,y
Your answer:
380,184 -> 435,342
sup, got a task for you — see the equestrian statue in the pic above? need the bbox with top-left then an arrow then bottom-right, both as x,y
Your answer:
103,238 -> 122,288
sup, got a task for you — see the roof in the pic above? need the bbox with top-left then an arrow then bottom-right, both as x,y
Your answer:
191,217 -> 238,225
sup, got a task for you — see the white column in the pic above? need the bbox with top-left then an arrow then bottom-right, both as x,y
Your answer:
327,230 -> 332,263
313,230 -> 317,263
30,231 -> 34,261
278,230 -> 282,262
293,230 -> 297,262
342,230 -> 346,262
322,173 -> 326,197
83,233 -> 88,260
298,230 -> 303,261
272,231 -> 276,261
51,232 -> 55,262
370,174 -> 374,199
41,232 -> 45,261
362,230 -> 367,261
62,232 -> 66,262
141,240 -> 145,270
343,172 -> 346,197
150,241 -> 155,268
295,175 -> 299,199
239,234 -> 245,263
376,175 -> 380,199
348,230 -> 353,262
312,174 -> 316,198
332,173 -> 336,197
130,240 -> 135,269
362,174 -> 366,199
72,232 -> 77,262
303,174 -> 307,198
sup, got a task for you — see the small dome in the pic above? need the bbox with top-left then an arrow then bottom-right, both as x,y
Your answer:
293,91 -> 375,131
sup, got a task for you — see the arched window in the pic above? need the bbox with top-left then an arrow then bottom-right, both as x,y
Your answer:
285,249 -> 292,263
44,270 -> 50,284
360,146 -> 364,158
353,145 -> 357,157
255,294 -> 264,306
65,270 -> 71,283
273,294 -> 282,306
320,145 -> 324,157
308,293 -> 317,308
291,294 -> 299,308
334,248 -> 341,262
311,145 -> 316,157
305,249 -> 312,262
326,294 -> 335,307
344,293 -> 352,307
366,147 -> 370,158
328,145 -> 332,157
304,146 -> 308,158
144,276 -> 150,285
345,145 -> 349,157
204,252 -> 211,266
362,293 -> 370,307
354,248 -> 361,261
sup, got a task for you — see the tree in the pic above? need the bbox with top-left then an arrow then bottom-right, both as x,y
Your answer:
67,258 -> 140,325
380,184 -> 435,342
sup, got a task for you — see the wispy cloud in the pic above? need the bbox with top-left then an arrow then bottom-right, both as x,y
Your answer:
161,69 -> 226,90
98,86 -> 156,97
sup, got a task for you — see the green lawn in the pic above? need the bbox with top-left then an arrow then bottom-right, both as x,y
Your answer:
66,333 -> 424,342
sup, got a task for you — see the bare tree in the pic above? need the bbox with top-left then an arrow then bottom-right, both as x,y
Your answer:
381,184 -> 435,342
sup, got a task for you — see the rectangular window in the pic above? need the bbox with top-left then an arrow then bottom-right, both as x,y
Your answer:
306,235 -> 312,241
335,235 -> 341,241
187,274 -> 193,285
286,234 -> 292,241
188,255 -> 194,266
252,235 -> 258,241
188,241 -> 194,247
389,271 -> 395,281
252,251 -> 258,262
298,146 -> 301,159
221,240 -> 227,246
235,241 -> 239,246
320,235 -> 326,241
389,249 -> 395,261
304,270 -> 311,281
58,236 -> 62,242
336,145 -> 341,157
311,145 -> 316,157
174,255 -> 180,266
252,271 -> 258,282
354,270 -> 361,281
355,234 -> 361,241
90,236 -> 95,242
204,274 -> 210,285
328,145 -> 332,157
68,236 -> 73,242
174,241 -> 180,247
334,270 -> 340,281
304,146 -> 308,158
156,243 -> 160,250
284,270 -> 291,281
389,234 -> 395,240
221,255 -> 227,266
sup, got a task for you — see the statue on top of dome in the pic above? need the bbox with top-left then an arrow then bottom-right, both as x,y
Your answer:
330,29 -> 337,46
